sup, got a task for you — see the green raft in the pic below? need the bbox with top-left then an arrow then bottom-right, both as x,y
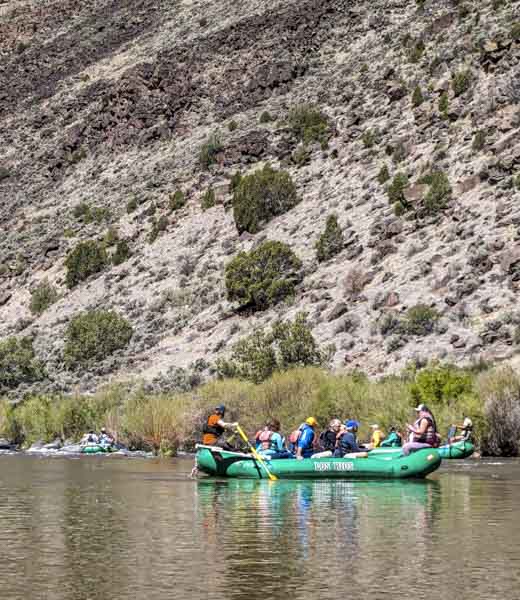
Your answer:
195,445 -> 441,480
80,443 -> 114,454
370,439 -> 475,460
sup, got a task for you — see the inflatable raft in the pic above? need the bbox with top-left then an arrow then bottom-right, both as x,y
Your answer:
80,443 -> 114,454
370,439 -> 475,460
195,445 -> 441,480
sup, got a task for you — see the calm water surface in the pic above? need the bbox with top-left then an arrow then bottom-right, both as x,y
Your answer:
1,454 -> 519,600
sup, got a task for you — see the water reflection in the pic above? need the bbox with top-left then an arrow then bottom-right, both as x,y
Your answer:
1,457 -> 520,600
196,478 -> 442,599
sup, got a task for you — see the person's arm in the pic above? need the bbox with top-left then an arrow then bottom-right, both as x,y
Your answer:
416,418 -> 429,436
296,429 -> 311,459
217,418 -> 238,430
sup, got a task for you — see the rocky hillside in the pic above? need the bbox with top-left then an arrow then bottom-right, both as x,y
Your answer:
1,0 -> 519,395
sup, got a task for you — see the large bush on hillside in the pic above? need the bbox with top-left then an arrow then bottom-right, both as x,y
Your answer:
232,165 -> 299,234
0,337 -> 45,392
216,313 -> 331,383
65,240 -> 108,288
225,241 -> 302,311
64,310 -> 133,368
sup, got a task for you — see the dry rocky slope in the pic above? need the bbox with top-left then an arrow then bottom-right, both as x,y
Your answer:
1,0 -> 519,394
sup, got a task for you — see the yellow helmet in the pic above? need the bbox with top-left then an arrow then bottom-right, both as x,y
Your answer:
305,417 -> 318,427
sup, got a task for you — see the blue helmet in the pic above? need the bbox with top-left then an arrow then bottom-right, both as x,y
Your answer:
345,419 -> 360,430
215,404 -> 226,415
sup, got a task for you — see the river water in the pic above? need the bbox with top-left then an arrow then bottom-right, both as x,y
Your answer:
1,454 -> 519,600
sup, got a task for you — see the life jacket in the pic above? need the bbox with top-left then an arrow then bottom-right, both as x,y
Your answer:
202,414 -> 225,444
412,414 -> 439,447
318,430 -> 337,452
255,429 -> 275,450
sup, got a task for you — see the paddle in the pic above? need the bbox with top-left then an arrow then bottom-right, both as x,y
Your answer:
235,424 -> 278,481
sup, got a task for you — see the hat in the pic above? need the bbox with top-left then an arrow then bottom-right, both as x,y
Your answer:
215,404 -> 226,414
305,417 -> 318,427
414,403 -> 428,412
370,424 -> 379,429
101,428 -> 106,433
345,419 -> 360,429
463,417 -> 473,428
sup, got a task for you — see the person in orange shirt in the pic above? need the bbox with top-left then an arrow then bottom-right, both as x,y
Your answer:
202,405 -> 238,447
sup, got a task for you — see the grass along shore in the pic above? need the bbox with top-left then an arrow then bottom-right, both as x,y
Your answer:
1,364 -> 520,456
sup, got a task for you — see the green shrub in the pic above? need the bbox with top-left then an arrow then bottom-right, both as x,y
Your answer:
169,190 -> 186,211
387,172 -> 409,205
410,363 -> 473,405
288,105 -> 331,146
148,215 -> 169,243
199,132 -> 223,169
452,69 -> 472,97
63,310 -> 133,369
515,174 -> 520,191
73,203 -> 111,224
412,85 -> 424,107
438,91 -> 449,117
377,164 -> 390,185
65,240 -> 108,288
228,120 -> 238,132
232,164 -> 299,234
0,337 -> 45,392
316,214 -> 344,262
511,22 -> 520,41
423,171 -> 452,214
201,187 -> 216,210
259,111 -> 273,124
291,145 -> 311,167
216,313 -> 330,383
362,129 -> 377,148
30,280 -> 58,315
403,304 -> 439,335
103,227 -> 118,247
126,198 -> 138,213
472,130 -> 486,152
112,239 -> 131,266
408,40 -> 425,63
225,240 -> 302,311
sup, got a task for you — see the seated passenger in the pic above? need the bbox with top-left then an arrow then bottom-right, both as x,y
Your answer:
368,424 -> 384,448
402,404 -> 440,456
312,419 -> 342,458
334,420 -> 364,457
293,417 -> 318,460
257,419 -> 292,459
80,430 -> 98,445
202,405 -> 238,449
98,428 -> 114,445
380,426 -> 403,447
448,416 -> 473,443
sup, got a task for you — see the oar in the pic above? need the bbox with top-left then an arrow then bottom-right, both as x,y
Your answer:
235,424 -> 278,481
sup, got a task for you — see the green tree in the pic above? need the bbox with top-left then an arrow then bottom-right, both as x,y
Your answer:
65,240 -> 108,288
0,337 -> 45,392
64,310 -> 133,369
232,165 -> 299,234
225,241 -> 302,311
316,214 -> 344,262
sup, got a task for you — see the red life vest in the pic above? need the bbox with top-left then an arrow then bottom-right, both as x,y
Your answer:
255,429 -> 274,450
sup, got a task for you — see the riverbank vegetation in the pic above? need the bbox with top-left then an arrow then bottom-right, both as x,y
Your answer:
1,363 -> 520,456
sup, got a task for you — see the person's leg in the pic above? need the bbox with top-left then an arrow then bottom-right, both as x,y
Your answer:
402,442 -> 432,456
311,450 -> 333,459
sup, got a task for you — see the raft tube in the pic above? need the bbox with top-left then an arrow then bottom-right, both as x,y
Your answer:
370,439 -> 475,460
80,443 -> 113,454
195,445 -> 441,480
